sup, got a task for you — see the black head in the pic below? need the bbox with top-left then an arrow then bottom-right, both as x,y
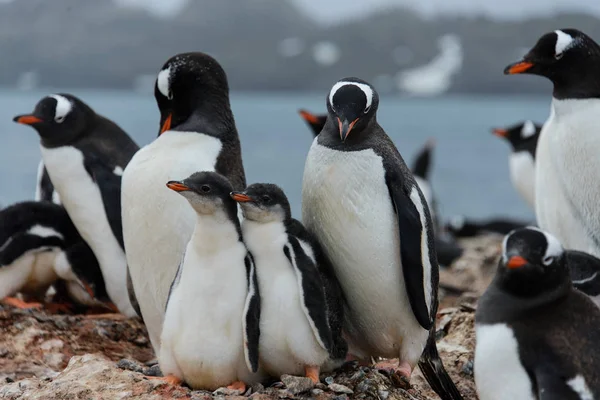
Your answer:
504,29 -> 600,99
230,183 -> 291,223
298,109 -> 327,137
492,120 -> 541,151
496,227 -> 569,297
166,171 -> 237,218
155,52 -> 232,136
13,94 -> 94,147
326,77 -> 379,142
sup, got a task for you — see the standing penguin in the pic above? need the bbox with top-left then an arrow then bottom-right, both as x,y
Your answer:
298,109 -> 327,136
302,78 -> 462,399
35,161 -> 60,204
14,94 -> 139,316
231,183 -> 347,382
475,227 -> 600,399
505,29 -> 600,258
159,172 -> 260,390
492,120 -> 542,209
121,52 -> 246,354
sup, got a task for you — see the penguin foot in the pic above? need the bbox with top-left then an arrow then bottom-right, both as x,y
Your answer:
226,381 -> 246,393
146,374 -> 182,386
374,359 -> 412,388
2,297 -> 42,310
305,365 -> 321,384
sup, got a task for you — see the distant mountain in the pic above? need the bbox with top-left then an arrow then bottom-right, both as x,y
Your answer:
1,0 -> 599,95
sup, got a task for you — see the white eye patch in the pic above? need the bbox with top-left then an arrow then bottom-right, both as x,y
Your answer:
329,81 -> 373,111
521,120 -> 536,139
157,66 -> 172,99
49,94 -> 72,123
554,30 -> 575,57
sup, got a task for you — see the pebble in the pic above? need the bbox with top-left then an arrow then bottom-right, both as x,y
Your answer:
281,374 -> 315,394
116,359 -> 144,373
327,383 -> 353,394
462,359 -> 474,376
324,376 -> 334,385
378,389 -> 389,400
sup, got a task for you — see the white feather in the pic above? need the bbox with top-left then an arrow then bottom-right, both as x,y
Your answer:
475,323 -> 535,400
520,120 -> 536,139
554,30 -> 574,56
508,152 -> 536,210
27,225 -> 64,240
122,131 -> 223,353
156,67 -> 171,99
49,95 -> 72,121
34,160 -> 44,201
241,219 -> 329,376
409,186 -> 433,316
567,375 -> 594,400
329,81 -> 373,110
302,143 -> 428,365
0,250 -> 61,298
535,98 -> 600,257
40,145 -> 135,317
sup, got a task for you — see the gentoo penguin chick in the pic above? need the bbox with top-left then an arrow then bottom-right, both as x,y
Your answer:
0,201 -> 109,310
159,172 -> 260,390
298,109 -> 327,137
231,183 -> 347,382
14,93 -> 138,316
302,78 -> 462,399
505,29 -> 600,258
445,215 -> 531,238
492,120 -> 542,209
475,227 -> 600,399
122,52 -> 246,354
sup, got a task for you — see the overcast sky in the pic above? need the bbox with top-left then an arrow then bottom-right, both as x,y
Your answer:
111,0 -> 600,22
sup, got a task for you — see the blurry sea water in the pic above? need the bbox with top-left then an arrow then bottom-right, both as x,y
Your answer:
0,89 -> 552,223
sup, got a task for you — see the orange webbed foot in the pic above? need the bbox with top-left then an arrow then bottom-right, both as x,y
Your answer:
2,297 -> 42,309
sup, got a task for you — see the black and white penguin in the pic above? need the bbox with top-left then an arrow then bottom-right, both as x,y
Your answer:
14,94 -> 138,316
475,227 -> 600,399
492,121 -> 542,209
445,215 -> 531,238
35,161 -> 60,204
122,52 -> 247,354
298,109 -> 327,137
302,78 -> 462,399
231,183 -> 347,382
159,172 -> 261,390
504,29 -> 600,258
0,201 -> 110,311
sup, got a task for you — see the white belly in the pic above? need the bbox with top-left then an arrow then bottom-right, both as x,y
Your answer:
121,131 -> 223,352
301,143 -> 427,363
243,221 -> 328,376
40,145 -> 135,316
508,152 -> 535,210
535,99 -> 600,257
0,249 -> 60,298
475,324 -> 535,400
159,240 -> 251,390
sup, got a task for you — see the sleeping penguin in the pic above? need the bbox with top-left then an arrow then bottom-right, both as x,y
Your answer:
158,172 -> 261,391
231,183 -> 347,382
475,227 -> 600,399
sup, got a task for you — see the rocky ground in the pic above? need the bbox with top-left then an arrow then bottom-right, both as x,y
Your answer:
0,235 -> 503,400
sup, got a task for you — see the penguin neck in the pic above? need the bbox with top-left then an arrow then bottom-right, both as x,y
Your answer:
170,96 -> 236,139
190,209 -> 242,253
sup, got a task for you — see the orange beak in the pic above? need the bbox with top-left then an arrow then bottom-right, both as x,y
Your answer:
506,256 -> 528,269
160,113 -> 172,134
230,192 -> 253,202
298,110 -> 320,124
166,181 -> 189,192
13,115 -> 43,125
504,61 -> 534,75
82,281 -> 95,299
338,117 -> 359,141
492,128 -> 508,138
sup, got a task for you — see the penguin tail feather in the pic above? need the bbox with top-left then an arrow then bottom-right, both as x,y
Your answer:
417,329 -> 464,400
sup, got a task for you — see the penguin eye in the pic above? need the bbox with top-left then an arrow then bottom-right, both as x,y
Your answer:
201,185 -> 211,193
543,256 -> 554,266
55,115 -> 65,123
261,195 -> 271,203
364,105 -> 371,114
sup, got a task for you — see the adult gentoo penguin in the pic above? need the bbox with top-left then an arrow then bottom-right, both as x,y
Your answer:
121,52 -> 246,354
231,183 -> 347,382
14,93 -> 138,316
160,172 -> 260,390
492,120 -> 542,209
504,29 -> 600,258
302,78 -> 462,399
475,227 -> 600,399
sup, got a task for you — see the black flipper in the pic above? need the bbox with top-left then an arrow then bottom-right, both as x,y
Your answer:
37,163 -> 57,203
243,253 -> 261,373
284,236 -> 334,354
412,139 -> 434,180
83,154 -> 125,249
164,251 -> 185,313
386,177 -> 433,330
418,329 -> 464,400
126,264 -> 142,318
535,367 -> 582,400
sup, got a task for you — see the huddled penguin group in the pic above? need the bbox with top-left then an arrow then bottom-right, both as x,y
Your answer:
4,25 -> 600,400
